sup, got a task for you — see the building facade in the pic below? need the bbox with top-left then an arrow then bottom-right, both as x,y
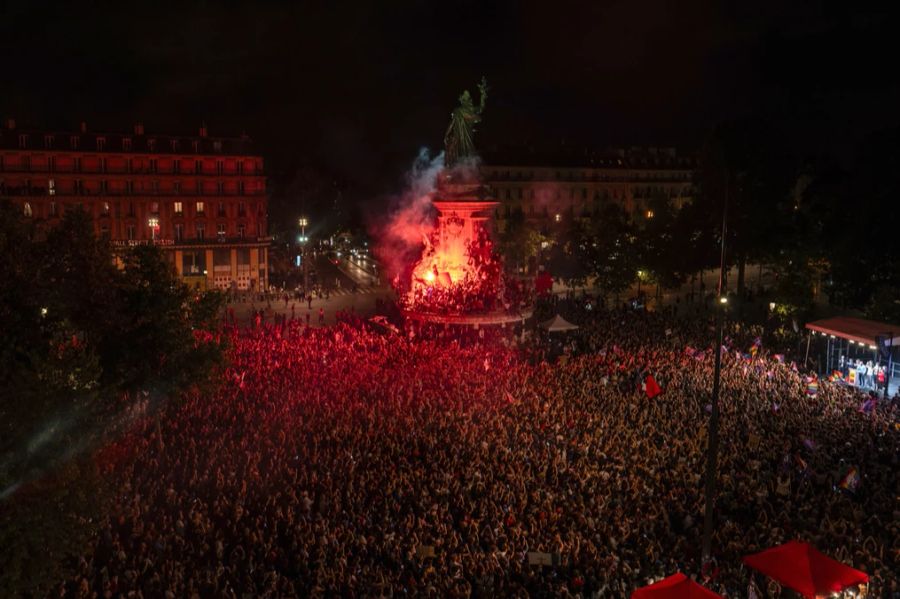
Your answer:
0,120 -> 269,290
481,147 -> 695,225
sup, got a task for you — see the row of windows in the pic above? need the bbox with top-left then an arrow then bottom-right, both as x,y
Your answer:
0,154 -> 261,175
23,205 -> 258,242
21,200 -> 260,219
491,185 -> 691,201
486,169 -> 693,183
17,134 -> 229,154
115,222 -> 253,242
1,178 -> 263,196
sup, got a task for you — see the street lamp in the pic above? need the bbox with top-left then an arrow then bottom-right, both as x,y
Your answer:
148,217 -> 159,241
701,174 -> 729,569
298,217 -> 310,291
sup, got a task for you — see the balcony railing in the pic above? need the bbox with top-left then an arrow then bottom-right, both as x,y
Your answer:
111,236 -> 270,248
0,164 -> 261,176
0,186 -> 265,197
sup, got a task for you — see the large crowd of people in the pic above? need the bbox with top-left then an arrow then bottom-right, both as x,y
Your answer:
56,305 -> 898,597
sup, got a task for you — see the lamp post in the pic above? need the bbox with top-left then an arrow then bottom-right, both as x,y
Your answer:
701,175 -> 728,567
883,332 -> 893,400
298,217 -> 309,292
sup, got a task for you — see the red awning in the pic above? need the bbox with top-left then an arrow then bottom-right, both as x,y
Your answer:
742,541 -> 868,598
805,316 -> 900,346
631,573 -> 722,599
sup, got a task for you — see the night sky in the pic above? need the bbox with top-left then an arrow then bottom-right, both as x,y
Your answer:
2,1 -> 897,221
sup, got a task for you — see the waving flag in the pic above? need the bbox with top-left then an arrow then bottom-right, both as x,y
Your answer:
643,374 -> 662,399
749,336 -> 762,357
806,378 -> 819,396
859,397 -> 877,414
839,466 -> 860,492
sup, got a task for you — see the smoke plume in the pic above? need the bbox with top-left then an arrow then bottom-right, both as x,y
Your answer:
370,148 -> 445,282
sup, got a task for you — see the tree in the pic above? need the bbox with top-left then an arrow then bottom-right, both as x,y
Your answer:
640,192 -> 688,298
547,213 -> 590,286
819,127 -> 900,314
581,204 -> 638,300
0,204 -> 225,489
498,207 -> 543,273
693,117 -> 797,295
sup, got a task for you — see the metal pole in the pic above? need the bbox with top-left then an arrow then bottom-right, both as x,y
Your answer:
885,333 -> 893,400
804,331 -> 812,368
301,220 -> 310,293
701,174 -> 728,565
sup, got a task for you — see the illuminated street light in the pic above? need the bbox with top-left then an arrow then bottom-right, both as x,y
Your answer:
769,302 -> 776,311
646,209 -> 654,219
719,296 -> 728,304
554,213 -> 561,222
148,216 -> 160,240
298,217 -> 310,291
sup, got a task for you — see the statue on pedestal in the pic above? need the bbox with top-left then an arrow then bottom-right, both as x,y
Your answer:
443,77 -> 488,168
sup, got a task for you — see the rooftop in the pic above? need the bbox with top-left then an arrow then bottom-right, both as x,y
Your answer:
0,120 -> 257,156
479,145 -> 696,170
806,316 -> 900,346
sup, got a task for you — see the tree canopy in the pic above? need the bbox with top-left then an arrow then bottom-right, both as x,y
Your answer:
0,204 -> 226,488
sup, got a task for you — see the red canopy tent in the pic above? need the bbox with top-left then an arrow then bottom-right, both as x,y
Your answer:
742,541 -> 868,598
631,573 -> 722,599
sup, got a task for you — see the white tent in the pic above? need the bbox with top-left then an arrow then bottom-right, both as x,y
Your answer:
539,314 -> 579,333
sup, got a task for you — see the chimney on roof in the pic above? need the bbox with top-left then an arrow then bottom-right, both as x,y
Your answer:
199,123 -> 208,138
5,118 -> 15,130
134,122 -> 144,135
80,121 -> 88,133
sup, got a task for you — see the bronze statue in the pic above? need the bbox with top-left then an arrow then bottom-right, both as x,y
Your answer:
444,77 -> 488,168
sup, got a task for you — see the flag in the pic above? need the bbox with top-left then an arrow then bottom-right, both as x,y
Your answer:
839,466 -> 860,492
644,374 -> 662,399
773,354 -> 785,364
806,379 -> 819,396
747,336 -> 762,358
859,397 -> 877,414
